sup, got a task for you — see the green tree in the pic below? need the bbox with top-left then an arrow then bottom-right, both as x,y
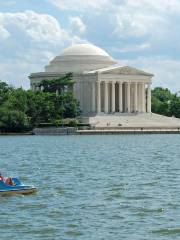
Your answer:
26,90 -> 56,125
0,109 -> 30,132
152,87 -> 172,102
39,73 -> 74,94
0,81 -> 13,104
169,94 -> 180,118
151,87 -> 172,116
3,88 -> 28,113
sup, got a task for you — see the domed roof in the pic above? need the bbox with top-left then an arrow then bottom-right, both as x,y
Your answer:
44,43 -> 117,73
61,43 -> 110,57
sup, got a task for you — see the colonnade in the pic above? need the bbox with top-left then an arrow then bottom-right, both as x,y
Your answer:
92,81 -> 151,114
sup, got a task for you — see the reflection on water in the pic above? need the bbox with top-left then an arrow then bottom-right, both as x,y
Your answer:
0,135 -> 180,240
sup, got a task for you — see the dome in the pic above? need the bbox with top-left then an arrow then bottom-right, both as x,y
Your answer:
61,44 -> 110,57
45,43 -> 117,73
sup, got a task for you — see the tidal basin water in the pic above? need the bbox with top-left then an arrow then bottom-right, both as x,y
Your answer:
0,135 -> 180,240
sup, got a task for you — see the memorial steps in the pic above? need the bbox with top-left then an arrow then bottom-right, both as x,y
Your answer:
87,113 -> 180,128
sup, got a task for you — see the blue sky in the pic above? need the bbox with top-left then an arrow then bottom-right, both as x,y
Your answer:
0,0 -> 180,92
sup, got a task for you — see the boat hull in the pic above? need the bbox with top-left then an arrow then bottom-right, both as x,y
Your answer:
0,187 -> 37,196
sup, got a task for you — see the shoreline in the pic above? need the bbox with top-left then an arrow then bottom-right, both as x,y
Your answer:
1,127 -> 180,135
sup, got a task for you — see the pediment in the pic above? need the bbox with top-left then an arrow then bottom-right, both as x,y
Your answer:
99,66 -> 153,76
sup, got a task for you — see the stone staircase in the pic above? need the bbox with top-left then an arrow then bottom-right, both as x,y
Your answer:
87,113 -> 180,128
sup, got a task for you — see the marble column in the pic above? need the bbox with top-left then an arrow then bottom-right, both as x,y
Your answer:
141,83 -> 145,112
147,83 -> 151,113
127,82 -> 131,113
80,81 -> 84,111
119,82 -> 123,112
134,82 -> 138,112
97,81 -> 101,113
104,81 -> 109,113
86,82 -> 90,113
111,81 -> 115,113
76,81 -> 81,104
91,82 -> 96,112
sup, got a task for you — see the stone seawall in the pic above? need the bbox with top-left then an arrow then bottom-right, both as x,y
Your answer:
77,128 -> 180,135
33,127 -> 77,135
32,127 -> 180,135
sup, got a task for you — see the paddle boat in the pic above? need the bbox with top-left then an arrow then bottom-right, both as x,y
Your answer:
0,177 -> 37,196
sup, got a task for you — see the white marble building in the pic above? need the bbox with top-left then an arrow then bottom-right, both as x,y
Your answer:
29,43 -> 153,116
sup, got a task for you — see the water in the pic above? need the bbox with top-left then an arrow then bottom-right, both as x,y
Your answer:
0,135 -> 180,240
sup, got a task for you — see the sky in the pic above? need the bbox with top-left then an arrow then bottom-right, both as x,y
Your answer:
0,0 -> 180,92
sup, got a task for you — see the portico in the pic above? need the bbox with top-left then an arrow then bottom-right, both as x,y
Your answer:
79,80 -> 151,114
74,65 -> 153,115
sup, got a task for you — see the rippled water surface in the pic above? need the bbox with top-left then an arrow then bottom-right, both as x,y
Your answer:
0,135 -> 180,240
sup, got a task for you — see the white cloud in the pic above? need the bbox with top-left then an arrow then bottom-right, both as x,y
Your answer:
49,0 -> 180,15
0,10 -> 88,45
49,0 -> 109,11
112,43 -> 151,53
0,49 -> 56,89
113,0 -> 180,93
113,0 -> 180,41
0,61 -> 33,89
0,10 -> 88,88
125,0 -> 180,14
117,13 -> 165,38
0,10 -> 69,44
69,16 -> 86,34
69,36 -> 88,45
0,25 -> 10,40
115,2 -> 167,38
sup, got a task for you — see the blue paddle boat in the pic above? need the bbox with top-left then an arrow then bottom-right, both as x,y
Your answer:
0,178 -> 37,196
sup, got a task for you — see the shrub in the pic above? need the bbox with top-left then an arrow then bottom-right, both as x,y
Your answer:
68,119 -> 78,127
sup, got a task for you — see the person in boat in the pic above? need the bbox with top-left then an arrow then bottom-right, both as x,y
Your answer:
0,173 -> 4,182
5,177 -> 14,186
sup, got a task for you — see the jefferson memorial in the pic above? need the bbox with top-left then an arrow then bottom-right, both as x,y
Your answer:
29,44 -> 180,128
29,44 -> 152,114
